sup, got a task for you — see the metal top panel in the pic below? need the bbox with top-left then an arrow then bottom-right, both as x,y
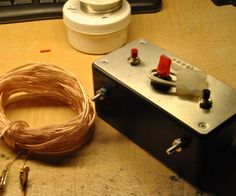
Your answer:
93,38 -> 236,134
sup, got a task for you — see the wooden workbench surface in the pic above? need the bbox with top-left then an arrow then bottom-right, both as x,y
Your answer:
0,0 -> 236,195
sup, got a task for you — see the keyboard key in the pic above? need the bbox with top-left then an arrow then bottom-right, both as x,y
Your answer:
55,0 -> 67,2
0,0 -> 160,24
14,0 -> 33,5
40,0 -> 54,3
0,0 -> 12,6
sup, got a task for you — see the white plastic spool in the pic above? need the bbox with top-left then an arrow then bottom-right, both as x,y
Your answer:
63,0 -> 131,54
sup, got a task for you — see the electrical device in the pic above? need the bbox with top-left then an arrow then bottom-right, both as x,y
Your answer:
92,38 -> 236,190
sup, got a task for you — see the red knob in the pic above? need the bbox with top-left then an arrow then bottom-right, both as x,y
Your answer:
157,55 -> 171,78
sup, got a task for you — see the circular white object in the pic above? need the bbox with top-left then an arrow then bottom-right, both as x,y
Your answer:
80,0 -> 121,6
63,0 -> 131,54
80,0 -> 122,14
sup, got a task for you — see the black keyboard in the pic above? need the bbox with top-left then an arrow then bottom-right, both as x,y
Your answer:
211,0 -> 236,6
0,0 -> 162,24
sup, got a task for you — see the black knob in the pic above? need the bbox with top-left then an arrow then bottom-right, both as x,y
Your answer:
199,89 -> 213,110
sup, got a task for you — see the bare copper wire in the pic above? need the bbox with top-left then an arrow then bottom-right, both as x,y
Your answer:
0,63 -> 95,156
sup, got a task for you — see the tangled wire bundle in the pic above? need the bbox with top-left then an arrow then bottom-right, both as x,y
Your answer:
0,63 -> 95,156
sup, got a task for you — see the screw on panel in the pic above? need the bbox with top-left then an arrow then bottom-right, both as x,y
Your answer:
198,122 -> 208,129
138,40 -> 146,45
100,59 -> 109,64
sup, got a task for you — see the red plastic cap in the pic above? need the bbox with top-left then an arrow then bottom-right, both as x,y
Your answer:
131,48 -> 138,59
157,55 -> 172,77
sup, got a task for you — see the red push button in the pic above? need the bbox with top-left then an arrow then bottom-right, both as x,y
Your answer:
131,48 -> 138,59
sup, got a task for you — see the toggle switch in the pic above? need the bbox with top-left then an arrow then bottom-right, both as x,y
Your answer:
166,138 -> 184,155
92,87 -> 109,101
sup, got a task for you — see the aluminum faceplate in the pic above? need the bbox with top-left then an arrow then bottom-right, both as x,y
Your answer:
93,38 -> 236,134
